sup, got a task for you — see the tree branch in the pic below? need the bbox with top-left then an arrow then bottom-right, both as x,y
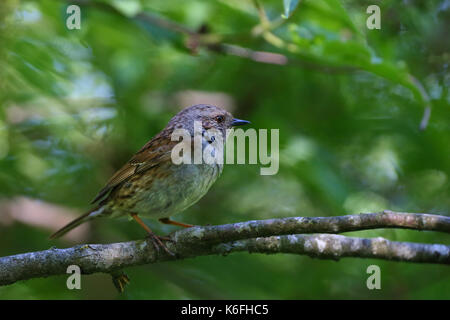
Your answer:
70,0 -> 355,73
67,0 -> 433,129
219,234 -> 450,263
1,211 -> 449,286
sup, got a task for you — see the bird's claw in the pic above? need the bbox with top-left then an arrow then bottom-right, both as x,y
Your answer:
111,272 -> 130,293
146,233 -> 175,256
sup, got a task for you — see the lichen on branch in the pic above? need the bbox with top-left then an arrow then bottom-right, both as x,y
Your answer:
0,211 -> 449,287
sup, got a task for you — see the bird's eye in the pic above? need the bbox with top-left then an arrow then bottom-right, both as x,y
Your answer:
216,115 -> 224,123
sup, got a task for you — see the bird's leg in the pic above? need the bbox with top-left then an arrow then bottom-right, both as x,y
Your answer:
159,217 -> 194,228
130,213 -> 174,255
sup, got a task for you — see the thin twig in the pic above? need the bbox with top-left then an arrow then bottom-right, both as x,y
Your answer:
70,0 -> 353,73
70,0 -> 433,126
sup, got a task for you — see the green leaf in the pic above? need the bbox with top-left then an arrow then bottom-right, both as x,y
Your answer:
282,0 -> 300,19
110,0 -> 142,17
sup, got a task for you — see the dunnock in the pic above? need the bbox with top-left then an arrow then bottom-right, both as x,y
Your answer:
50,104 -> 250,252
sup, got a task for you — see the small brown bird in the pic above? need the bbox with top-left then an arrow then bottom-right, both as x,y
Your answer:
50,104 -> 250,252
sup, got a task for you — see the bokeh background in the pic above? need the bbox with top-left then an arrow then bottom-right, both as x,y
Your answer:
0,0 -> 449,299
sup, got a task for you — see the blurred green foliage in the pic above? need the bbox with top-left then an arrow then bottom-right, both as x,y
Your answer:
0,0 -> 449,299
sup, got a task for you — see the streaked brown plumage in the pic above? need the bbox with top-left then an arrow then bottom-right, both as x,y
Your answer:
50,104 -> 250,252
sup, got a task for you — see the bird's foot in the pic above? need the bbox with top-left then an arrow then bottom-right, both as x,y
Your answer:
111,272 -> 130,293
146,232 -> 175,256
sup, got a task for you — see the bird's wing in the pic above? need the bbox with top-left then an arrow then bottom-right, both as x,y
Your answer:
91,132 -> 175,204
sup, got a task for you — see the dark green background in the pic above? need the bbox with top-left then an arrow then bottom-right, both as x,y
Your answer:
0,0 -> 449,299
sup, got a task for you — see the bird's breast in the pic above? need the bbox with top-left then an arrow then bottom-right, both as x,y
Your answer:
116,161 -> 222,219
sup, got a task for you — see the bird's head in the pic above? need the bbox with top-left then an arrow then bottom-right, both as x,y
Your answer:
169,104 -> 250,139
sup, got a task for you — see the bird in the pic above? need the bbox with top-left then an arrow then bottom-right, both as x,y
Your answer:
50,104 -> 250,253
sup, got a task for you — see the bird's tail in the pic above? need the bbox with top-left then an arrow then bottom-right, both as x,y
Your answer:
49,206 -> 104,239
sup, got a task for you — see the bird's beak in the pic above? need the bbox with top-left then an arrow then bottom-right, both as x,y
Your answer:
231,118 -> 251,126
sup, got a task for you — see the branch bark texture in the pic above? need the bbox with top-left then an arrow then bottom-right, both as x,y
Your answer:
1,211 -> 449,286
